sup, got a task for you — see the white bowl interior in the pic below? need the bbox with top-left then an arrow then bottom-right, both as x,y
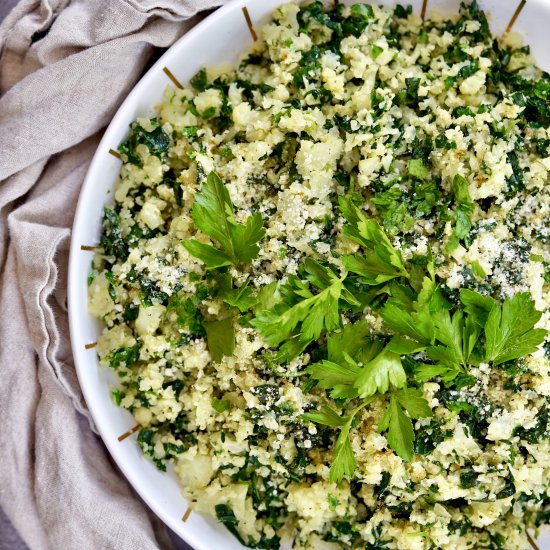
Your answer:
68,1 -> 550,548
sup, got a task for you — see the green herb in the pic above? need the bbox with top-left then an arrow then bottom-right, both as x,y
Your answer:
293,45 -> 322,87
306,355 -> 362,400
447,174 -> 474,252
326,319 -> 373,364
484,292 -> 547,365
408,158 -> 429,179
183,240 -> 233,269
100,208 -> 128,260
387,288 -> 547,385
303,400 -> 372,483
139,278 -> 168,306
87,269 -> 98,286
212,398 -> 231,413
168,294 -> 205,336
215,504 -> 245,545
118,118 -> 170,167
459,288 -> 495,326
378,388 -> 433,461
458,59 -> 479,79
398,77 -> 421,106
181,126 -> 198,138
394,5 -> 412,19
328,494 -> 340,511
305,337 -> 431,470
215,504 -> 280,549
471,260 -> 486,280
506,150 -> 525,196
112,389 -> 125,406
344,4 -> 373,37
354,347 -> 407,398
251,259 -> 357,348
190,68 -> 208,92
340,196 -> 409,284
459,469 -> 479,488
372,44 -> 383,59
183,172 -> 265,267
435,134 -> 457,149
108,345 -> 140,370
203,317 -> 235,363
201,106 -> 217,119
223,280 -> 258,312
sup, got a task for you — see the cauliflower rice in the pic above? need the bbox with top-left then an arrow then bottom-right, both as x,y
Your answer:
88,2 -> 550,548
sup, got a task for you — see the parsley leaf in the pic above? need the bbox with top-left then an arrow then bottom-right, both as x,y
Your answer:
183,240 -> 232,269
327,320 -> 374,363
354,347 -> 407,398
460,289 -> 495,326
382,301 -> 434,346
306,355 -> 361,400
203,316 -> 235,362
118,118 -> 170,167
251,260 -> 356,347
212,398 -> 231,413
307,324 -> 387,399
414,363 -> 463,384
339,196 -> 408,284
484,292 -> 547,365
330,422 -> 356,483
223,280 -> 258,312
378,388 -> 432,461
183,172 -> 265,267
409,158 -> 428,179
302,400 -> 372,483
446,174 -> 474,252
302,405 -> 347,427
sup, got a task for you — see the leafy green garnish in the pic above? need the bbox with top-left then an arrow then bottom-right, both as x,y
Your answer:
371,44 -> 383,59
302,400 -> 371,483
386,288 -> 547,383
190,68 -> 208,92
484,292 -> 547,365
108,345 -> 140,370
212,398 -> 231,413
100,208 -> 128,260
168,294 -> 205,336
340,196 -> 408,284
223,280 -> 258,313
446,174 -> 474,252
327,320 -> 372,363
183,240 -> 233,269
251,259 -> 357,348
118,118 -> 170,167
203,316 -> 235,363
409,158 -> 428,179
378,388 -> 433,461
183,172 -> 265,267
354,347 -> 407,398
306,356 -> 362,400
305,338 -> 431,470
215,504 -> 280,549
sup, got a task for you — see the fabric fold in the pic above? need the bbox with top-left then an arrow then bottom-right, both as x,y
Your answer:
0,0 -> 224,548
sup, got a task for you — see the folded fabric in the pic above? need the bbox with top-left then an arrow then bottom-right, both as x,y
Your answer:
0,1 -> 224,548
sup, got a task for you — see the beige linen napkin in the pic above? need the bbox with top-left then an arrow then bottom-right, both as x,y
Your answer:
0,0 -> 225,548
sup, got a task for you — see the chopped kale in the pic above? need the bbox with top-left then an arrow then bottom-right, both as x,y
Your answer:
118,118 -> 170,167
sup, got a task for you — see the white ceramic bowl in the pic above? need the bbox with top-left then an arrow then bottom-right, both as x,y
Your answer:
68,1 -> 550,548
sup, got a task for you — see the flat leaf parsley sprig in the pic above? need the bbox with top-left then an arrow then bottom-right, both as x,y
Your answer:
176,173 -> 547,483
183,171 -> 265,268
250,196 -> 547,483
180,171 -> 266,361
